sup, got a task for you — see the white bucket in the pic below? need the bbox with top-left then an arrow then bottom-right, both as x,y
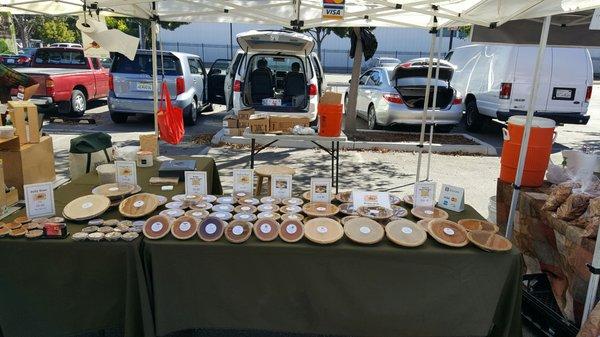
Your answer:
96,164 -> 116,184
487,196 -> 497,224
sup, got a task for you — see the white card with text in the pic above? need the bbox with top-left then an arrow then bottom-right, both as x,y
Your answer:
438,184 -> 465,212
271,175 -> 292,199
115,161 -> 137,186
310,178 -> 332,202
24,182 -> 55,219
352,190 -> 391,209
233,169 -> 254,194
413,182 -> 437,207
185,171 -> 208,196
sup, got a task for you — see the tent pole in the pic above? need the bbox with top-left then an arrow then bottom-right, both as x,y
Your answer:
415,24 -> 437,183
345,27 -> 363,133
583,234 -> 600,325
151,20 -> 159,137
505,15 -> 551,240
426,29 -> 442,181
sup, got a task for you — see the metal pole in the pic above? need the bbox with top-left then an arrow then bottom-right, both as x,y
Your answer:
426,29 -> 443,181
584,236 -> 600,325
229,23 -> 233,59
415,21 -> 437,183
151,20 -> 159,137
505,15 -> 552,240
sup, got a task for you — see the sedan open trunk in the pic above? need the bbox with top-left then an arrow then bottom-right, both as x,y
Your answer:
392,59 -> 456,110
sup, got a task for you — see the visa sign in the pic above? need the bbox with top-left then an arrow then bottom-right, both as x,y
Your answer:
322,0 -> 344,20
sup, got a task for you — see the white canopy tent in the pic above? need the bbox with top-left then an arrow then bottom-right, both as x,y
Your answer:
3,0 -> 600,325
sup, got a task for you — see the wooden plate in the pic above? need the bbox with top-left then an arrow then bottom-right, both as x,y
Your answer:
357,206 -> 393,220
253,218 -> 279,242
171,216 -> 198,240
339,203 -> 358,216
458,219 -> 499,233
224,220 -> 252,243
416,219 -> 432,233
281,213 -> 304,222
341,215 -> 360,226
386,219 -> 427,247
119,193 -> 159,218
344,217 -> 384,245
411,206 -> 449,220
467,230 -> 512,252
303,202 -> 339,217
197,216 -> 225,242
234,204 -> 257,214
279,219 -> 304,243
93,183 -> 135,199
63,195 -> 111,221
143,215 -> 171,240
335,191 -> 352,203
304,218 -> 344,244
428,219 -> 469,248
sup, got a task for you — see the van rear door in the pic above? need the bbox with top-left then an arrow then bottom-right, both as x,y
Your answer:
111,53 -> 180,100
511,46 -> 552,113
545,48 -> 590,113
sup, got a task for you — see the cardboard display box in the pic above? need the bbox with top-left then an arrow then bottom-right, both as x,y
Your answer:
249,114 -> 269,134
223,115 -> 238,129
269,116 -> 310,133
237,108 -> 255,120
139,134 -> 158,156
223,128 -> 245,137
0,135 -> 55,198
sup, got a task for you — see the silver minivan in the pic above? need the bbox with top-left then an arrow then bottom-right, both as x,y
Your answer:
108,50 -> 212,125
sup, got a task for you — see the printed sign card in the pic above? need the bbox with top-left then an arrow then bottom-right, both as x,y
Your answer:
271,174 -> 293,199
24,182 -> 55,219
413,182 -> 437,207
352,190 -> 391,209
438,184 -> 465,212
185,171 -> 208,196
115,161 -> 137,186
310,178 -> 332,202
233,169 -> 254,194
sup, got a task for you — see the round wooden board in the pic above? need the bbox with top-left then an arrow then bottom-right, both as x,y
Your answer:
197,216 -> 225,242
303,202 -> 339,217
279,219 -> 304,243
344,217 -> 384,245
428,219 -> 469,248
93,183 -> 135,199
386,219 -> 427,247
411,206 -> 449,220
253,218 -> 280,242
467,230 -> 512,252
119,193 -> 159,218
63,194 -> 111,221
304,218 -> 344,244
357,206 -> 393,220
458,219 -> 499,233
224,220 -> 252,243
143,215 -> 171,240
171,216 -> 199,240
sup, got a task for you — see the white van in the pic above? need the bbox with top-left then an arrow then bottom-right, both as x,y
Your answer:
447,44 -> 593,132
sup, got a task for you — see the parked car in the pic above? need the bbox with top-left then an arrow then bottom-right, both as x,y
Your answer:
50,43 -> 83,48
12,47 -> 110,116
108,50 -> 212,125
363,57 -> 401,70
345,60 -> 463,131
0,53 -> 31,67
218,30 -> 323,121
447,44 -> 593,132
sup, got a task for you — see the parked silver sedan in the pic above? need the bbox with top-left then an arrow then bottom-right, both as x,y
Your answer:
345,60 -> 463,131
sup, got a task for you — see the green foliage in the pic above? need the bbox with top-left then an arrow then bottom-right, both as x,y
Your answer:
37,18 -> 77,44
105,18 -> 188,48
457,26 -> 471,39
0,40 -> 10,54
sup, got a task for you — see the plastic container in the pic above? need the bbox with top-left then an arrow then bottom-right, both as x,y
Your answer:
96,164 -> 116,184
317,103 -> 343,137
500,116 -> 556,187
0,126 -> 15,139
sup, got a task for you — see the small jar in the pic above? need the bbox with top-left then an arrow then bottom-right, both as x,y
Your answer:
136,151 -> 153,167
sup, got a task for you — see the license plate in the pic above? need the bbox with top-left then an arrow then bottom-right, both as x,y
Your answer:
553,88 -> 574,100
136,82 -> 153,91
6,59 -> 14,64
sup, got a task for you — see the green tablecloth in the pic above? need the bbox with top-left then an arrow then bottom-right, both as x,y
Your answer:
143,205 -> 523,337
0,156 -> 222,337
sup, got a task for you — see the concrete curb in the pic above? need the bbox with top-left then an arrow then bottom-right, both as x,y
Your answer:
212,128 -> 497,155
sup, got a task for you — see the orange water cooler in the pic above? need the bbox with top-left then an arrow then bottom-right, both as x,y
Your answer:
500,116 -> 556,187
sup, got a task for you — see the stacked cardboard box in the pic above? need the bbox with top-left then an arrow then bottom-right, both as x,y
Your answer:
222,115 -> 243,136
269,116 -> 310,133
249,114 -> 270,133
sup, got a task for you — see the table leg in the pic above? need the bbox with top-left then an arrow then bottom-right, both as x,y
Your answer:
335,141 -> 340,194
250,138 -> 255,169
331,141 -> 335,188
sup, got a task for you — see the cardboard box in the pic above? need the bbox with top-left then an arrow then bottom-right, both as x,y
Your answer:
223,115 -> 238,128
7,101 -> 41,145
223,128 -> 244,137
269,116 -> 310,133
249,114 -> 270,134
237,108 -> 255,120
6,187 -> 18,206
0,159 -> 5,213
139,134 -> 158,156
238,119 -> 250,128
0,135 -> 55,198
319,91 -> 343,105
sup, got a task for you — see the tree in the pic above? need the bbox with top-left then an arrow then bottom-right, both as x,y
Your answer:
105,17 -> 188,49
12,15 -> 45,48
37,18 -> 77,45
301,27 -> 370,60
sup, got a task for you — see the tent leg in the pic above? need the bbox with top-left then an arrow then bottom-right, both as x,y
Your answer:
151,20 -> 159,138
426,29 -> 443,181
344,27 -> 363,133
415,30 -> 437,183
583,236 -> 600,325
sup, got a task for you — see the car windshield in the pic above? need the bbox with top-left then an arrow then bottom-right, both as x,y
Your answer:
33,50 -> 87,68
111,54 -> 182,76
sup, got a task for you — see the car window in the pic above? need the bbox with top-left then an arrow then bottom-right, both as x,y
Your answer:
230,53 -> 243,77
188,58 -> 200,74
359,71 -> 372,85
212,59 -> 230,73
33,49 -> 87,68
111,53 -> 182,76
444,51 -> 453,61
367,71 -> 382,86
92,58 -> 101,70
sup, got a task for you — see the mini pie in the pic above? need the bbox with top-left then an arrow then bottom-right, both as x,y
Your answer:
239,197 -> 260,206
257,204 -> 280,213
82,225 -> 99,233
72,232 -> 89,241
253,218 -> 279,242
281,213 -> 304,222
165,201 -> 185,209
357,206 -> 393,220
279,219 -> 304,243
171,216 -> 199,240
428,219 -> 469,248
0,226 -> 9,237
24,222 -> 42,231
389,194 -> 402,205
190,202 -> 213,211
304,218 -> 344,244
233,213 -> 257,222
402,194 -> 414,205
25,229 -> 43,239
234,205 -> 257,214
234,191 -> 252,199
458,219 -> 499,233
197,217 -> 226,242
209,212 -> 233,221
212,204 -> 235,213
260,196 -> 281,204
104,219 -> 119,227
224,220 -> 252,243
160,209 -> 185,218
216,196 -> 237,204
335,191 -> 352,203
105,232 -> 122,241
88,218 -> 104,226
155,195 -> 168,206
6,222 -> 22,230
344,217 -> 385,245
303,202 -> 339,217
411,206 -> 449,220
98,226 -> 114,234
390,205 -> 408,220
88,232 -> 105,241
143,215 -> 171,240
386,219 -> 427,247
122,232 -> 139,241
200,195 -> 218,203
257,212 -> 280,220
282,197 -> 304,206
14,216 -> 30,224
280,205 -> 302,214
9,227 -> 27,237
186,209 -> 209,219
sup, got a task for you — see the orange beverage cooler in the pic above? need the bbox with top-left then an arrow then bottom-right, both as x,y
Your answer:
317,92 -> 343,137
500,116 -> 556,187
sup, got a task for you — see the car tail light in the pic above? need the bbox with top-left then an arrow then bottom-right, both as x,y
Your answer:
108,74 -> 114,91
499,82 -> 512,99
17,56 -> 29,64
399,62 -> 412,68
308,84 -> 317,96
176,77 -> 185,96
383,93 -> 403,104
586,86 -> 592,103
452,92 -> 463,105
233,80 -> 242,92
45,79 -> 55,96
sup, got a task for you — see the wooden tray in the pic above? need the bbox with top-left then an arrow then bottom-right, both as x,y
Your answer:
339,203 -> 358,216
171,216 -> 198,240
341,215 -> 360,226
304,218 -> 344,244
119,193 -> 159,219
303,202 -> 339,217
411,206 -> 449,220
458,219 -> 499,233
428,219 -> 469,248
224,220 -> 252,243
197,216 -> 225,242
93,183 -> 135,199
143,215 -> 171,240
253,218 -> 279,242
63,195 -> 111,221
279,219 -> 304,243
357,206 -> 393,220
386,219 -> 427,247
467,230 -> 512,252
344,217 -> 384,245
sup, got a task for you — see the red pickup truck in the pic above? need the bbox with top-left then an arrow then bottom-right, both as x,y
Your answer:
13,47 -> 109,116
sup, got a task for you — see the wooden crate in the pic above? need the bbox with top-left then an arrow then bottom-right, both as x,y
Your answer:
6,101 -> 40,146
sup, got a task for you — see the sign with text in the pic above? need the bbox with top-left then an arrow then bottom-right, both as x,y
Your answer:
115,161 -> 137,186
438,184 -> 465,212
322,0 -> 345,20
310,178 -> 332,202
413,182 -> 437,207
233,169 -> 254,194
271,174 -> 293,199
185,171 -> 207,196
24,182 -> 55,219
352,190 -> 391,209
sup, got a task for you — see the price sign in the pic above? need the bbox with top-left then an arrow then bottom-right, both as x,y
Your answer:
115,161 -> 137,186
271,175 -> 292,199
414,182 -> 436,207
24,182 -> 55,219
185,171 -> 207,196
438,184 -> 465,212
310,178 -> 332,202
